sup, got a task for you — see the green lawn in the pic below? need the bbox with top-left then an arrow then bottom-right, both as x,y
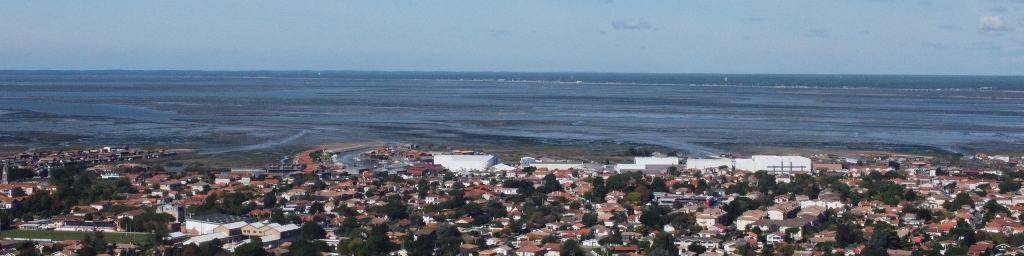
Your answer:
0,230 -> 152,244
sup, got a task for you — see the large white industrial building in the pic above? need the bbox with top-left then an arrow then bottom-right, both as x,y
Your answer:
750,155 -> 812,173
634,157 -> 679,166
520,157 -> 584,170
614,156 -> 680,173
184,214 -> 256,235
686,155 -> 812,173
614,164 -> 647,172
685,158 -> 735,170
433,154 -> 498,172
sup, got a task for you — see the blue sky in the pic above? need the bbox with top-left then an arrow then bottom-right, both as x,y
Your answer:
1,1 -> 1023,75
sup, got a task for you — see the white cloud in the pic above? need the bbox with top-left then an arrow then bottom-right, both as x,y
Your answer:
611,19 -> 651,30
980,15 -> 1006,31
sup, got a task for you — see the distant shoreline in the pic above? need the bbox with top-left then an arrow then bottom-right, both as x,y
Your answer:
3,70 -> 1024,91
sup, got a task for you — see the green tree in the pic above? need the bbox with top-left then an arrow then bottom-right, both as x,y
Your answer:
542,174 -> 562,192
949,193 -> 974,210
433,225 -> 463,256
735,243 -> 755,256
944,246 -> 968,256
560,239 -> 585,256
649,232 -> 679,256
640,208 -> 661,229
17,246 -> 41,256
233,237 -> 268,256
406,234 -> 434,256
359,225 -> 394,256
777,244 -> 801,256
541,235 -> 559,244
380,200 -> 409,220
687,243 -> 707,254
582,213 -> 599,227
904,189 -> 918,201
300,221 -> 327,240
341,238 -> 364,255
651,177 -> 669,193
1000,177 -> 1022,193
286,239 -> 330,256
270,209 -> 286,224
836,222 -> 863,246
949,220 -> 977,246
523,166 -> 537,175
624,192 -> 642,203
590,177 -> 607,202
308,202 -> 325,214
861,245 -> 889,256
337,217 -> 359,235
761,243 -> 774,256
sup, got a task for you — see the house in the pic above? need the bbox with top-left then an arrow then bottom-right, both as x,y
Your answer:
774,195 -> 790,204
613,245 -> 638,254
768,202 -> 801,220
159,181 -> 181,190
695,208 -> 729,228
116,209 -> 147,220
800,199 -> 845,210
676,236 -> 722,250
0,196 -> 22,210
515,245 -> 544,256
605,191 -> 625,204
459,244 -> 479,256
748,217 -> 815,237
495,187 -> 519,195
969,242 -> 994,256
493,246 -> 513,256
736,210 -> 768,231
797,205 -> 828,224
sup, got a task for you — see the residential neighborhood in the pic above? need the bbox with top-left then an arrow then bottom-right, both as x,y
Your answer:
0,145 -> 1022,256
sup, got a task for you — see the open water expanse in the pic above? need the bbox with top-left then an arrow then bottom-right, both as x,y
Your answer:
1,71 -> 1023,155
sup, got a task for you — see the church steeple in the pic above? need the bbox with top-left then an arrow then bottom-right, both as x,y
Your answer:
2,161 -> 8,185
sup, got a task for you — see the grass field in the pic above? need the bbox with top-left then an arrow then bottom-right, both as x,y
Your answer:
0,230 -> 153,244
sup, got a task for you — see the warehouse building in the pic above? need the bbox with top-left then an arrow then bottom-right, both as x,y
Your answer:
750,155 -> 812,174
635,156 -> 679,166
433,154 -> 498,172
521,157 -> 584,170
685,155 -> 811,174
614,156 -> 680,173
685,158 -> 735,171
184,214 -> 256,235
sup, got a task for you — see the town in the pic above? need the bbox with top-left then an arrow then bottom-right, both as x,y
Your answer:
0,144 -> 1022,256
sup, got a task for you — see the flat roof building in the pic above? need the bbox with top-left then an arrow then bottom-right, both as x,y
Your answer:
184,214 -> 256,235
433,154 -> 497,172
686,155 -> 812,174
635,157 -> 679,166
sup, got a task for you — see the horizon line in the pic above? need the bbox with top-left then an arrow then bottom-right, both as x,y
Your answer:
1,69 -> 1024,77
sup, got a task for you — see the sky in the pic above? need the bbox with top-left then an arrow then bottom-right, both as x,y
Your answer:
1,1 -> 1023,75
